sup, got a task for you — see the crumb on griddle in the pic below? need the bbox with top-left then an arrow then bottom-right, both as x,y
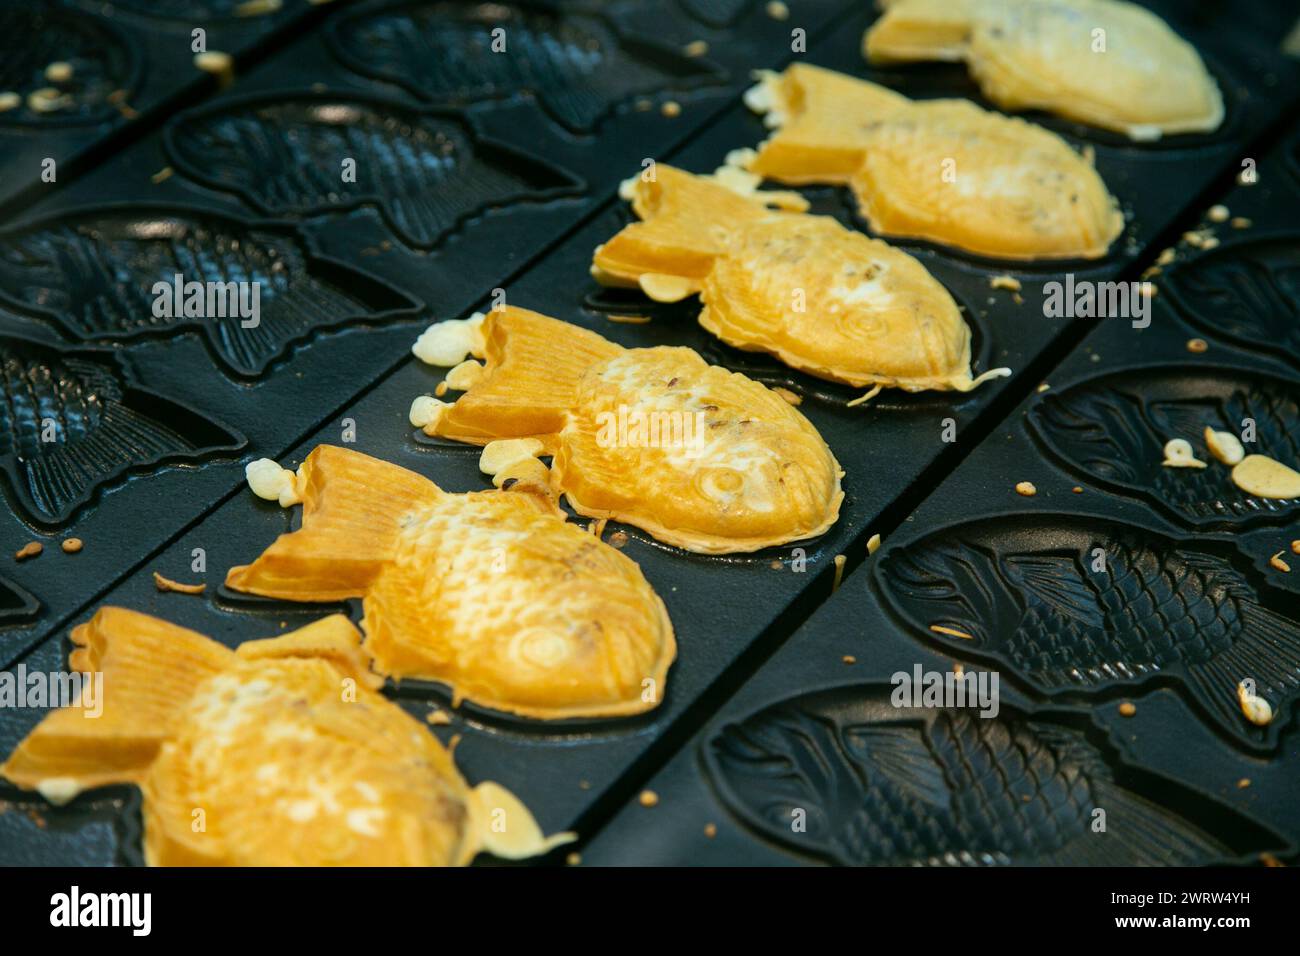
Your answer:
866,533 -> 881,555
704,823 -> 717,838
15,542 -> 42,561
425,708 -> 452,726
842,654 -> 856,665
831,554 -> 846,592
61,538 -> 83,554
151,167 -> 173,184
660,101 -> 682,118
153,571 -> 206,595
1014,481 -> 1037,497
1270,552 -> 1291,573
1230,217 -> 1251,229
605,314 -> 652,324
566,852 -> 581,866
1207,204 -> 1229,223
683,40 -> 709,57
989,275 -> 1021,292
1118,701 -> 1137,717
766,1 -> 790,20
1187,337 -> 1208,353
1237,778 -> 1251,789
638,790 -> 659,808
608,531 -> 629,550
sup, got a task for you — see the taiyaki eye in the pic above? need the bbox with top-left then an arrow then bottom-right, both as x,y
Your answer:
509,627 -> 577,670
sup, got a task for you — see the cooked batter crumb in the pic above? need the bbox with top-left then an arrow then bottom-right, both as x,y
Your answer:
683,40 -> 709,57
44,62 -> 73,84
930,624 -> 974,640
773,386 -> 802,406
434,381 -> 449,398
634,98 -> 653,112
566,852 -> 581,866
766,0 -> 790,20
15,542 -> 42,561
1037,382 -> 1050,392
660,101 -> 682,118
606,314 -> 652,324
1270,552 -> 1291,573
425,708 -> 451,726
1291,540 -> 1300,555
989,275 -> 1021,292
842,654 -> 856,665
1260,853 -> 1283,867
194,51 -> 234,86
1207,204 -> 1229,223
769,559 -> 783,570
1237,683 -> 1273,726
832,553 -> 846,592
1230,217 -> 1251,229
953,664 -> 964,678
1155,248 -> 1177,267
608,530 -> 629,550
0,92 -> 20,112
1187,337 -> 1208,353
589,517 -> 608,538
1071,486 -> 1083,494
60,538 -> 83,554
1014,481 -> 1037,497
866,533 -> 881,555
151,166 -> 174,184
638,790 -> 659,808
153,571 -> 206,595
579,780 -> 591,790
704,823 -> 717,838
1237,778 -> 1251,790
235,0 -> 282,14
1161,438 -> 1206,469
1118,701 -> 1137,717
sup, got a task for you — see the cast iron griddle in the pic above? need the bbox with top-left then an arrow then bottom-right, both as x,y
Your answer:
0,0 -> 1298,865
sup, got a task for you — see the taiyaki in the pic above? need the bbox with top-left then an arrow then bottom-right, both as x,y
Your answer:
1,609 -> 573,866
226,444 -> 674,719
865,0 -> 1223,141
878,516 -> 1300,742
408,306 -> 844,553
742,63 -> 1124,260
708,685 -> 1275,865
592,164 -> 1010,394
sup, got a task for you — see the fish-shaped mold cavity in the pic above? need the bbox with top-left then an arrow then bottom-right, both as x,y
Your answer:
226,444 -> 675,720
705,685 -> 1284,865
0,334 -> 243,526
0,608 -> 573,865
0,6 -> 138,127
677,0 -> 757,28
100,0 -> 279,19
164,94 -> 583,249
1162,235 -> 1300,371
0,206 -> 422,378
1028,365 -> 1300,528
876,514 -> 1300,749
326,0 -> 725,133
409,306 -> 844,553
864,0 -> 1223,141
593,164 -> 1010,394
740,64 -> 1124,260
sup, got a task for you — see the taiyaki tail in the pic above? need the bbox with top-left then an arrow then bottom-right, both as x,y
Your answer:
863,0 -> 978,63
1185,603 -> 1300,739
225,444 -> 442,601
0,608 -> 235,800
593,165 -> 795,300
423,307 -> 622,449
235,614 -> 383,691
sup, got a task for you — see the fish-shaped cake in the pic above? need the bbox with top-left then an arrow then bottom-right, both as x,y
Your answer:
877,516 -> 1300,744
708,685 -> 1276,865
741,64 -> 1124,260
1,608 -> 573,866
864,0 -> 1223,141
592,164 -> 1010,394
408,306 -> 844,553
227,444 -> 674,719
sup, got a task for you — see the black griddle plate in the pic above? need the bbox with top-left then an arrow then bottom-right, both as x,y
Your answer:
1,0 -> 1299,865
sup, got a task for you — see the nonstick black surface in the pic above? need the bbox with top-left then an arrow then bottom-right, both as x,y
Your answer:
1,0 -> 1298,865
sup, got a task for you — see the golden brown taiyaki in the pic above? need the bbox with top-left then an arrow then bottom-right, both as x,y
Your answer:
742,63 -> 1124,260
864,0 -> 1223,141
1,609 -> 573,866
228,444 -> 674,720
408,306 -> 844,554
593,164 -> 1010,394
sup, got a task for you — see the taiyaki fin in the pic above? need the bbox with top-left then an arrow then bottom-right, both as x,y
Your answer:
419,307 -> 622,449
225,445 -> 443,601
467,781 -> 577,860
0,608 -> 235,799
844,724 -> 950,808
